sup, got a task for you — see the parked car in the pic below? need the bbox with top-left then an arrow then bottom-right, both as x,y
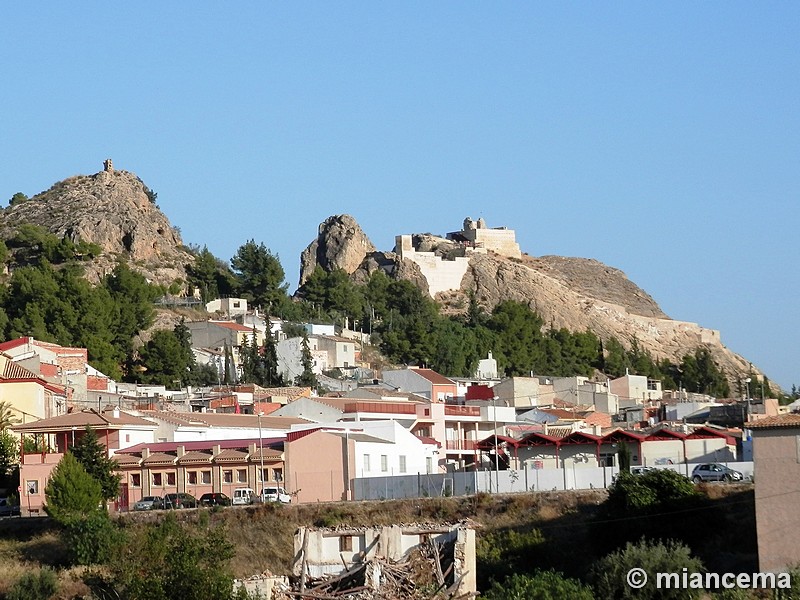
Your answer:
260,486 -> 291,504
0,497 -> 21,517
133,495 -> 164,511
691,463 -> 743,483
630,466 -> 655,476
163,493 -> 198,509
199,492 -> 232,507
232,488 -> 258,505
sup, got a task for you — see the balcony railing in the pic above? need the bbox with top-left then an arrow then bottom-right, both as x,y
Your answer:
343,402 -> 417,415
445,440 -> 479,451
444,406 -> 481,417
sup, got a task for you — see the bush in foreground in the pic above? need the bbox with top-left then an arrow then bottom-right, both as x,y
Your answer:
482,570 -> 594,600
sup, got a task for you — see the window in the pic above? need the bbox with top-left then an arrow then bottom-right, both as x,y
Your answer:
152,473 -> 163,487
259,468 -> 269,483
201,471 -> 211,484
131,473 -> 141,488
166,472 -> 176,486
343,345 -> 348,353
273,468 -> 283,483
125,434 -> 130,443
399,455 -> 407,474
237,469 -> 248,484
426,457 -> 433,474
363,454 -> 371,472
223,470 -> 233,484
339,536 -> 353,552
380,455 -> 388,472
187,471 -> 197,485
26,480 -> 39,495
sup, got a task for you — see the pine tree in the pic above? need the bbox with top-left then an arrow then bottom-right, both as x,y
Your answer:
259,330 -> 284,387
223,341 -> 233,385
44,453 -> 103,523
295,334 -> 318,389
70,426 -> 121,501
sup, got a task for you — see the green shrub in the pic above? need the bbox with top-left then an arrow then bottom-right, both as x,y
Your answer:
477,528 -> 545,588
6,568 -> 58,600
63,510 -> 126,566
44,453 -> 103,524
590,538 -> 705,600
482,570 -> 594,600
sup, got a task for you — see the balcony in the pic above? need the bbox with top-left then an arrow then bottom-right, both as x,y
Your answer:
445,440 -> 479,452
342,402 -> 417,415
444,405 -> 481,417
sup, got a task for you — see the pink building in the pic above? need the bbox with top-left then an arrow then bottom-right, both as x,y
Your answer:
749,413 -> 800,572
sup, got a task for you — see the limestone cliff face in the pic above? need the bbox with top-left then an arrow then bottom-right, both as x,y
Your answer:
451,253 -> 752,377
0,165 -> 192,286
299,215 -> 377,286
301,214 -> 761,384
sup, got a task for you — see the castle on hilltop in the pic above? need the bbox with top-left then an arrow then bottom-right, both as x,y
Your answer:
395,217 -> 521,297
445,217 -> 521,259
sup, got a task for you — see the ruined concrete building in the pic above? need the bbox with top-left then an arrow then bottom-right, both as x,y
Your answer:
286,522 -> 477,598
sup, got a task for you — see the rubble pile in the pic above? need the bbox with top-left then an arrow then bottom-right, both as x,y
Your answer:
274,538 -> 476,600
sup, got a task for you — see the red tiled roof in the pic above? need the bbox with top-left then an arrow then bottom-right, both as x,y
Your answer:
211,321 -> 254,332
142,452 -> 177,466
539,408 -> 583,420
410,368 -> 456,386
117,437 -> 285,455
214,448 -> 248,461
2,358 -> 40,380
0,338 -> 31,352
12,409 -> 157,432
250,448 -> 282,461
747,413 -> 800,430
177,451 -> 213,463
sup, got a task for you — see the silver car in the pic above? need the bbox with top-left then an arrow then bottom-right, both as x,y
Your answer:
691,463 -> 743,483
133,495 -> 164,511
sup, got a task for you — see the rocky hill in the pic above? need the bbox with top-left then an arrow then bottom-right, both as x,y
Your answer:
300,214 -> 758,383
0,161 -> 192,287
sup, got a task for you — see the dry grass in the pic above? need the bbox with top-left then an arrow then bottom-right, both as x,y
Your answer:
0,485 -> 751,591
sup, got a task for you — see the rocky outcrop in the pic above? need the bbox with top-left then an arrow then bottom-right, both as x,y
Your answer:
299,215 -> 377,286
0,165 -> 193,287
454,252 -> 753,375
300,214 -> 763,384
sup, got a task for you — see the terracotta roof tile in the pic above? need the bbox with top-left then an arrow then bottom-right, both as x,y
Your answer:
114,454 -> 142,466
250,448 -> 282,461
142,452 -> 177,466
215,449 -> 248,461
747,413 -> 800,429
12,409 -> 157,432
177,451 -> 213,463
410,368 -> 455,386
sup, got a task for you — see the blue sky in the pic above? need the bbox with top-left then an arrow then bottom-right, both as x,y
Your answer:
2,4 -> 798,390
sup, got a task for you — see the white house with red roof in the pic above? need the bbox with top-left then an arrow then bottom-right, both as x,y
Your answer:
382,367 -> 457,402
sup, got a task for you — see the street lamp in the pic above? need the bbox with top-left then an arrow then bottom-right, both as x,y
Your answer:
492,397 -> 500,493
257,412 -> 265,500
742,377 -> 752,421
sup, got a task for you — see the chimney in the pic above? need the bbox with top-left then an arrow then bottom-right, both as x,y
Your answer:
112,406 -> 120,419
248,442 -> 257,456
212,444 -> 221,457
177,445 -> 185,458
142,448 -> 150,459
543,422 -> 549,435
592,424 -> 602,436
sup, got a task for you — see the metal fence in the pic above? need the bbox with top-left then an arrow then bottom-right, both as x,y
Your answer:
352,461 -> 754,500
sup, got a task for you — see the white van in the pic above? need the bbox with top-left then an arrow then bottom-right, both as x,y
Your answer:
232,488 -> 257,505
261,486 -> 291,504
